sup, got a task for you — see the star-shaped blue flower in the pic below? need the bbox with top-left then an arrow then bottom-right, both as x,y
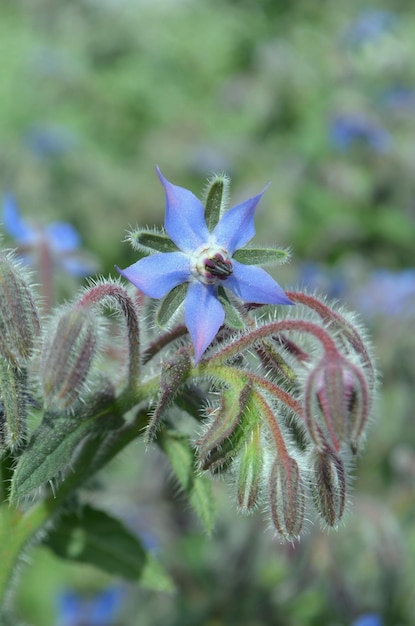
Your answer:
117,167 -> 292,363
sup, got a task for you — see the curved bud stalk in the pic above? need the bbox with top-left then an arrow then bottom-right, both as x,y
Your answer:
236,424 -> 264,513
40,307 -> 100,411
309,446 -> 347,527
77,280 -> 141,393
0,253 -> 40,367
269,455 -> 306,541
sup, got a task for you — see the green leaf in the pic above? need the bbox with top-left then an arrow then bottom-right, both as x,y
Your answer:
156,283 -> 188,327
157,430 -> 215,534
233,247 -> 290,266
217,287 -> 245,330
128,230 -> 179,254
10,391 -> 122,500
44,505 -> 175,592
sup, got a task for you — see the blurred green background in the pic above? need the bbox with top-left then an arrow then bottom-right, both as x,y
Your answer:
1,0 -> 415,624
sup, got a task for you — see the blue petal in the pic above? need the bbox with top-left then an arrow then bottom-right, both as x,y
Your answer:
117,251 -> 190,298
89,587 -> 123,625
2,192 -> 36,244
185,281 -> 224,363
226,260 -> 293,305
57,590 -> 82,626
212,185 -> 269,254
46,221 -> 81,252
156,166 -> 209,252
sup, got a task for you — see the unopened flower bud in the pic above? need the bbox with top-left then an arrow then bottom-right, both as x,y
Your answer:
41,307 -> 99,410
305,356 -> 370,453
309,446 -> 347,527
269,455 -> 305,541
236,426 -> 264,513
0,361 -> 28,451
145,348 -> 191,443
196,384 -> 252,472
0,254 -> 40,366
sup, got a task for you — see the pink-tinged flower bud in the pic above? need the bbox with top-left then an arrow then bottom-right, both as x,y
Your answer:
196,384 -> 252,472
0,254 -> 40,367
305,356 -> 370,453
40,307 -> 99,410
309,446 -> 347,527
236,426 -> 264,513
269,455 -> 305,541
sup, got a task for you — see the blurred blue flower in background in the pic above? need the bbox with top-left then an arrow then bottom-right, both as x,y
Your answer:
24,123 -> 78,158
57,587 -> 123,626
2,192 -> 97,277
351,612 -> 383,626
298,262 -> 347,299
382,86 -> 415,112
329,114 -> 392,152
344,9 -> 397,46
352,268 -> 415,320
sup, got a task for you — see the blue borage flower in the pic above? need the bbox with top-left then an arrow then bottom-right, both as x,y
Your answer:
57,587 -> 123,626
2,192 -> 97,276
117,167 -> 292,363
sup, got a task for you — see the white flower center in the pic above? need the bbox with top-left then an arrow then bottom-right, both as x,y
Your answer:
190,244 -> 233,285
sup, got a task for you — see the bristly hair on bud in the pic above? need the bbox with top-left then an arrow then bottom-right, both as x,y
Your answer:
40,305 -> 102,411
0,252 -> 40,367
308,445 -> 347,528
236,425 -> 264,514
145,347 -> 192,444
269,455 -> 306,541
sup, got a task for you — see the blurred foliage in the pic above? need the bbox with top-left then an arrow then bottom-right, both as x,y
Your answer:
1,0 -> 415,624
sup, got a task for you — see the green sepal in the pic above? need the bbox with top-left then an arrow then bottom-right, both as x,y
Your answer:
10,387 -> 121,500
217,287 -> 245,330
233,247 -> 290,266
44,504 -> 175,592
204,174 -> 230,231
157,429 -> 215,534
127,229 -> 178,254
156,283 -> 188,327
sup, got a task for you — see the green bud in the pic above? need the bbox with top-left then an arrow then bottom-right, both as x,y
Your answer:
0,253 -> 40,367
0,359 -> 28,452
145,348 -> 192,444
269,455 -> 305,541
236,426 -> 264,513
40,307 -> 99,411
197,384 -> 252,472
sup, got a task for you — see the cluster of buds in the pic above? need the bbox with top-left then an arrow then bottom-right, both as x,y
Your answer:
1,169 -> 377,547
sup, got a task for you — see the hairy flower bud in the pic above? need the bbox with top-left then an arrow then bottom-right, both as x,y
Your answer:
309,446 -> 347,527
305,356 -> 370,453
0,361 -> 28,451
236,426 -> 264,513
40,307 -> 99,410
196,384 -> 252,472
145,348 -> 192,444
269,455 -> 305,541
0,253 -> 40,367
